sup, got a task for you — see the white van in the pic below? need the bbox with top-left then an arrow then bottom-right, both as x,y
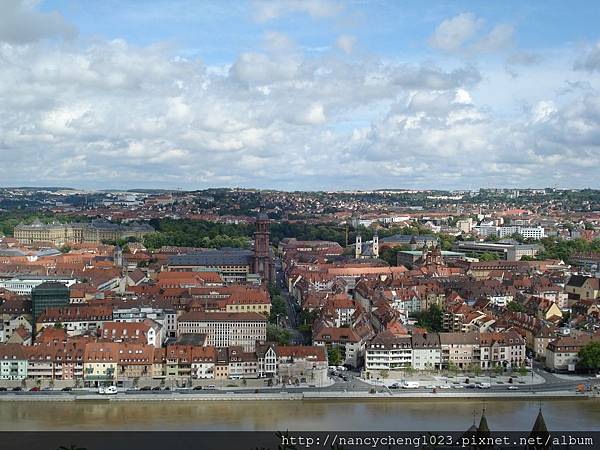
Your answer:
402,381 -> 420,389
98,386 -> 118,395
206,385 -> 216,390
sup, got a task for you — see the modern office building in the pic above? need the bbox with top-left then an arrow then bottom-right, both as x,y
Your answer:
31,281 -> 70,321
452,241 -> 540,261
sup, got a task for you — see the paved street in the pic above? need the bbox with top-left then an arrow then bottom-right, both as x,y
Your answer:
275,257 -> 305,345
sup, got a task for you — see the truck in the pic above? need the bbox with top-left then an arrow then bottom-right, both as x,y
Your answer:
402,381 -> 420,389
98,386 -> 118,395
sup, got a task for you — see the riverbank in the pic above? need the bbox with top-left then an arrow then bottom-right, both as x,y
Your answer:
0,389 -> 596,402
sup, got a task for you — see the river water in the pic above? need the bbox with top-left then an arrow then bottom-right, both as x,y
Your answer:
1,399 -> 599,431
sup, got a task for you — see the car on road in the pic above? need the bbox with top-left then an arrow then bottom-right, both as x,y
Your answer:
389,383 -> 400,389
507,386 -> 519,390
12,387 -> 22,391
152,386 -> 161,391
477,382 -> 491,389
193,386 -> 203,390
402,381 -> 420,389
140,386 -> 151,391
205,385 -> 216,390
29,386 -> 40,392
465,384 -> 476,389
61,387 -> 72,392
438,384 -> 451,389
0,387 -> 7,391
99,386 -> 118,395
452,384 -> 464,389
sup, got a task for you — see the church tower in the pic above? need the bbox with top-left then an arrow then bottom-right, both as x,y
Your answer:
372,233 -> 379,258
114,244 -> 123,268
253,213 -> 272,283
355,235 -> 362,259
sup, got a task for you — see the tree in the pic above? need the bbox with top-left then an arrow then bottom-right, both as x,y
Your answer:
379,369 -> 389,380
447,362 -> 459,375
577,341 -> 600,373
414,304 -> 443,332
267,324 -> 291,345
479,252 -> 499,261
269,296 -> 287,324
438,233 -> 456,251
327,346 -> 342,366
469,363 -> 482,376
507,301 -> 525,313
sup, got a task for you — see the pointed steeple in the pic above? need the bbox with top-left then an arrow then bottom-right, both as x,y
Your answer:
528,406 -> 550,449
476,406 -> 492,449
478,408 -> 490,436
531,408 -> 548,434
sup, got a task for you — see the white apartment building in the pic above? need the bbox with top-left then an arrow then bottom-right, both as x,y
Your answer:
0,277 -> 76,295
112,307 -> 177,338
364,330 -> 412,371
411,333 -> 442,370
177,311 -> 267,352
496,226 -> 545,240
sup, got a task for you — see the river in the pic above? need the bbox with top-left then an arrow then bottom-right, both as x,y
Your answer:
1,399 -> 600,431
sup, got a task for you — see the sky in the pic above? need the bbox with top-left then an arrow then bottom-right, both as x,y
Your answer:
0,0 -> 599,191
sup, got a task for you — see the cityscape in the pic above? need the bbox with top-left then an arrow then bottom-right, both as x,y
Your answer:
1,0 -> 600,449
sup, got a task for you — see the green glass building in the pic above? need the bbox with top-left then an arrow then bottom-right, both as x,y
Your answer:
31,281 -> 70,322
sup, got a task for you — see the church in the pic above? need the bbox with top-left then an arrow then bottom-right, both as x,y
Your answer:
168,213 -> 274,284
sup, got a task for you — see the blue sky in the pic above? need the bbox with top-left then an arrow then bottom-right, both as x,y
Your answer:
40,0 -> 600,61
0,0 -> 599,190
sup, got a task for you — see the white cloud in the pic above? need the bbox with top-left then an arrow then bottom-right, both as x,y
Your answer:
472,24 -> 514,52
253,0 -> 343,23
0,0 -> 77,44
429,13 -> 514,55
0,4 -> 598,190
336,35 -> 356,54
574,41 -> 600,73
428,13 -> 484,52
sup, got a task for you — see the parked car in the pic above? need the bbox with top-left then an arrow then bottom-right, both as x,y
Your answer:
389,383 -> 400,389
507,386 -> 519,390
29,386 -> 40,392
61,387 -> 72,392
0,387 -> 8,391
12,387 -> 22,391
152,386 -> 161,391
438,384 -> 451,389
193,386 -> 203,390
465,384 -> 476,389
140,386 -> 151,391
205,385 -> 216,390
477,382 -> 491,389
98,386 -> 118,395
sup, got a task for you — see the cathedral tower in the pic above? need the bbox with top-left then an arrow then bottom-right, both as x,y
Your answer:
253,213 -> 272,283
